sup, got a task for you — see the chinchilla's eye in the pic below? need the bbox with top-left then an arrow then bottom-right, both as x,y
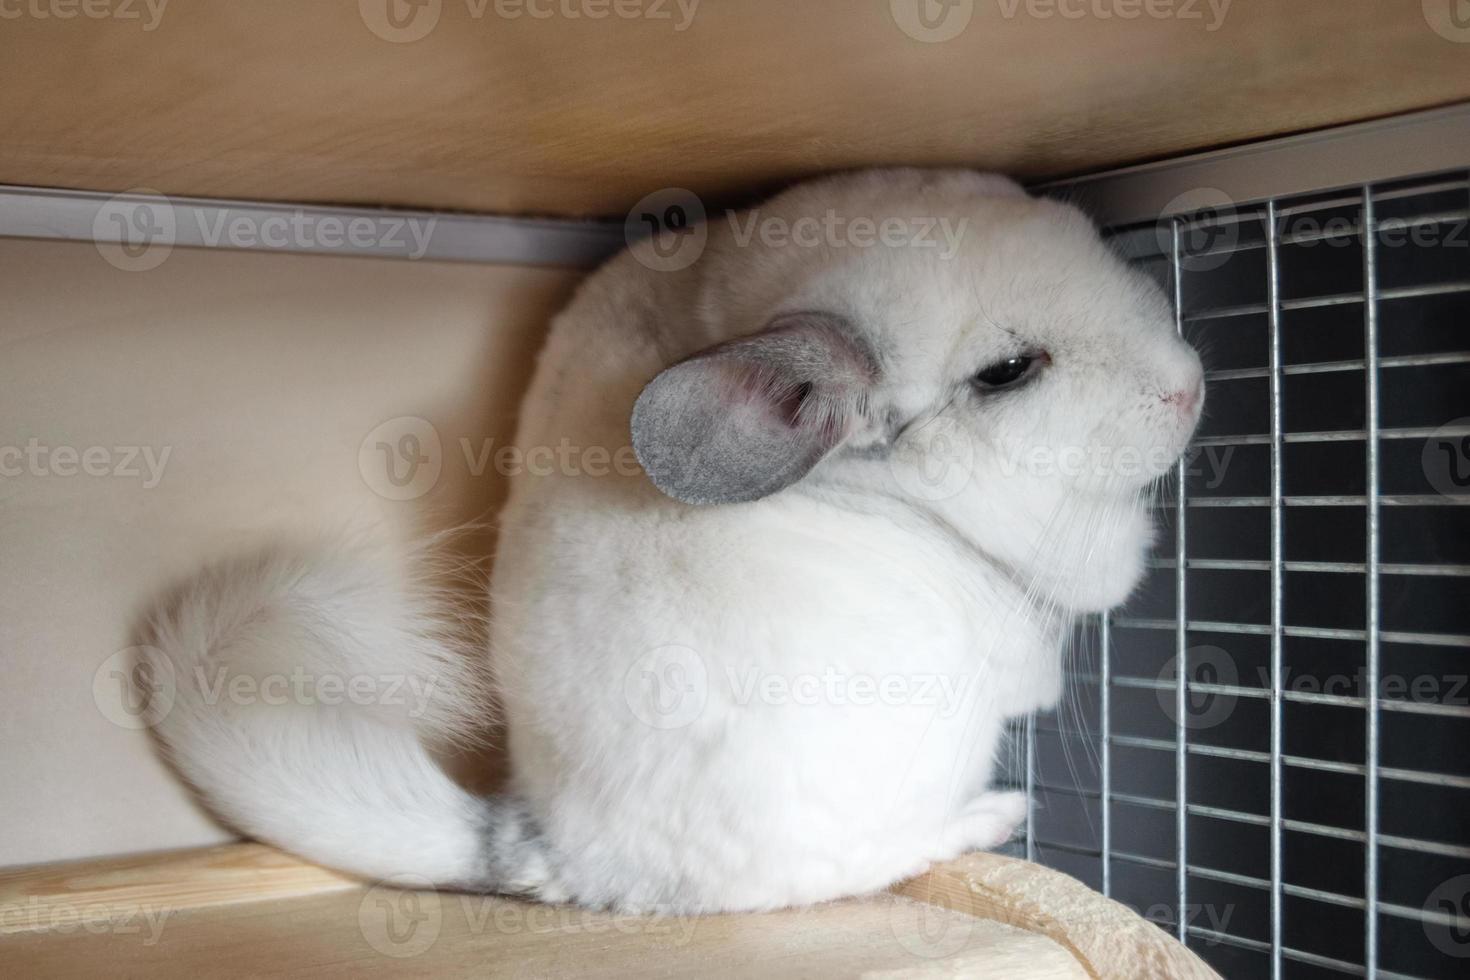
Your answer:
972,352 -> 1046,390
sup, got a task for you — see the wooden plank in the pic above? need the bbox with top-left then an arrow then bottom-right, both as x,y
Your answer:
894,852 -> 1222,979
1,1 -> 1466,218
1,845 -> 1094,978
0,844 -> 358,935
1,888 -> 1089,978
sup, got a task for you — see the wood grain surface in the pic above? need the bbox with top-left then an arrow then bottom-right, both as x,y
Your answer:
0,845 -> 1101,978
2,1 -> 1467,218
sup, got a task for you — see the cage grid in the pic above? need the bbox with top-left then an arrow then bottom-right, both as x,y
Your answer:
1009,169 -> 1470,980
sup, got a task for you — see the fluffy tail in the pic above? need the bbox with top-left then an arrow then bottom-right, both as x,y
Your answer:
144,537 -> 557,895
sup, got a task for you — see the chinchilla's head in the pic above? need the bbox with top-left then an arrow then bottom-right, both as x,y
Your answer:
632,169 -> 1204,609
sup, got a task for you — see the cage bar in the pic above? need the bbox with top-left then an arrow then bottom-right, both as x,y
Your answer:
1265,197 -> 1286,980
1029,166 -> 1468,977
1170,218 -> 1189,945
1100,614 -> 1113,898
1361,182 -> 1382,980
1024,713 -> 1036,862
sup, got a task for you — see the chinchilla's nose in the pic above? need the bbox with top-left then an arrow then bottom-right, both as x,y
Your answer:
1161,366 -> 1206,419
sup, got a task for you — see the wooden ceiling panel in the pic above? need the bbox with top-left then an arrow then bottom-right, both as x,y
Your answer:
1,1 -> 1466,217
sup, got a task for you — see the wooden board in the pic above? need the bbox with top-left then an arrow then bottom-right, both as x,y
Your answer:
1,1 -> 1467,218
0,844 -> 1221,978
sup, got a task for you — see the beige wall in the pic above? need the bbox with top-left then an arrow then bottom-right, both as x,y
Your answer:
0,239 -> 581,867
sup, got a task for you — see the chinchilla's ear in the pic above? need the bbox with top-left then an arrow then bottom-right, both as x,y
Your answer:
631,312 -> 878,505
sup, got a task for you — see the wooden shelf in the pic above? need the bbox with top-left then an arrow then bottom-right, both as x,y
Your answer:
1,843 -> 1219,977
2,2 -> 1466,218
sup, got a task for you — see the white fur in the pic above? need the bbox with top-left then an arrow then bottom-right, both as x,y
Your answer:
149,169 -> 1203,913
146,539 -> 508,886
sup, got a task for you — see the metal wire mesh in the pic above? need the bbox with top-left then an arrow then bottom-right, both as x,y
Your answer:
1007,170 -> 1470,979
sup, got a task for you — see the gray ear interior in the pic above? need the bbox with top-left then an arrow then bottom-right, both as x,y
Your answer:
631,313 -> 877,505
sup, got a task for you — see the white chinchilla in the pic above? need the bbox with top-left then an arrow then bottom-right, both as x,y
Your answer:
146,169 -> 1204,913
